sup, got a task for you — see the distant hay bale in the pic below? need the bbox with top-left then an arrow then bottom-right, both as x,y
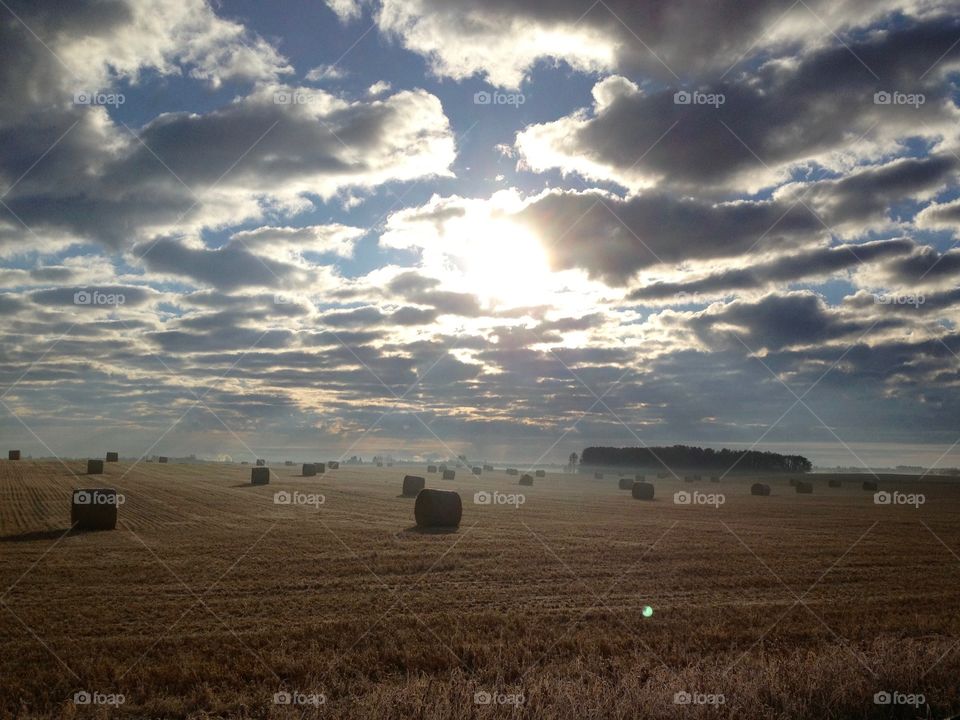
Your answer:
595,471 -> 604,479
328,461 -> 339,470
472,466 -> 482,475
828,479 -> 841,488
8,450 -> 20,460
438,464 -> 447,472
862,480 -> 878,491
657,472 -> 668,479
535,470 -> 545,478
158,456 -> 168,464
71,488 -> 118,531
483,464 -> 494,472
255,459 -> 265,467
506,468 -> 519,476
751,483 -> 771,496
87,459 -> 104,475
427,465 -> 438,473
710,476 -> 720,483
618,477 -> 633,490
251,467 -> 270,485
442,469 -> 456,480
789,478 -> 799,486
302,463 -> 317,477
284,461 -> 294,466
519,474 -> 534,486
315,462 -> 326,474
376,462 -> 384,468
414,489 -> 462,528
403,475 -> 425,496
632,482 -> 655,500
684,475 -> 696,483
795,481 -> 813,494
105,452 -> 119,462
635,474 -> 645,482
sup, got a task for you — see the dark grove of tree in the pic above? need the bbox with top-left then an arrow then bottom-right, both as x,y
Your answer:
580,446 -> 812,474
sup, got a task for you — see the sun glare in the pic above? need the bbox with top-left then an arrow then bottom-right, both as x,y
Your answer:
458,219 -> 552,307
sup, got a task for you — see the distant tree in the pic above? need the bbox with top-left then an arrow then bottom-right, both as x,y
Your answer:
580,445 -> 810,474
568,452 -> 579,472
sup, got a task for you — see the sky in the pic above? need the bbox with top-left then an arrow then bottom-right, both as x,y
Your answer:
1,0 -> 959,467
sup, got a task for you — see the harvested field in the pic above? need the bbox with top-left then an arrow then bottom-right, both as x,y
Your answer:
0,462 -> 958,719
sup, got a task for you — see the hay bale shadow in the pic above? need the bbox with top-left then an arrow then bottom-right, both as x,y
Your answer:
1,527 -> 74,542
400,524 -> 459,535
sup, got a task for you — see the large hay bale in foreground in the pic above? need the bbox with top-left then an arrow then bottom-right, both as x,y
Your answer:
472,466 -> 482,475
71,488 -> 118,531
632,482 -> 655,500
795,481 -> 813,494
427,465 -> 437,473
618,477 -> 634,490
751,483 -> 771,496
255,459 -> 265,467
328,461 -> 339,470
442,469 -> 456,480
158,456 -> 168,464
251,468 -> 270,485
828,479 -> 841,488
302,463 -> 317,477
87,459 -> 104,475
403,475 -> 425,496
414,489 -> 462,528
519,474 -> 533,486
105,452 -> 119,462
8,450 -> 20,460
862,480 -> 878,491
535,470 -> 545,478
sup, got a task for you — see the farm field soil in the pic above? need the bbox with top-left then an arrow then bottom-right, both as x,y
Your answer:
0,461 -> 958,719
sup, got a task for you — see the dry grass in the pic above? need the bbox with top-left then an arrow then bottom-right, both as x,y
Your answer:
1,461 -> 959,719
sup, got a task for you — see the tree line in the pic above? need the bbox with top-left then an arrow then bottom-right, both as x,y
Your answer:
580,445 -> 812,474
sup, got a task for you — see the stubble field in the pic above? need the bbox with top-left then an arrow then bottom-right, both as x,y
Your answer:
1,460 -> 958,719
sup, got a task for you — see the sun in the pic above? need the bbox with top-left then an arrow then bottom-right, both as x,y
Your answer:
458,219 -> 552,307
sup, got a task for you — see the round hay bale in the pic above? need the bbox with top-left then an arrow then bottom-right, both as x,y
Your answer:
519,474 -> 534,486
71,488 -> 118,531
284,460 -> 294,466
158,456 -> 168,464
684,475 -> 696,482
302,463 -> 317,477
795,481 -> 813,494
427,465 -> 438,473
483,464 -> 494,472
506,468 -> 519,476
751,483 -> 771,496
632,482 -> 655,500
635,473 -> 645,482
414,489 -> 462,528
86,459 -> 104,475
862,480 -> 878,491
535,469 -> 546,478
472,466 -> 482,475
8,450 -> 20,460
255,459 -> 266,467
618,477 -> 634,490
376,462 -> 384,467
403,475 -> 426,496
710,475 -> 720,483
828,479 -> 841,488
657,472 -> 668,479
251,467 -> 270,485
442,469 -> 456,480
594,471 -> 604,479
328,461 -> 340,470
105,452 -> 119,462
315,462 -> 326,474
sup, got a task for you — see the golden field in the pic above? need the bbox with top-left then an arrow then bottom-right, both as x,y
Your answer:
0,460 -> 958,719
